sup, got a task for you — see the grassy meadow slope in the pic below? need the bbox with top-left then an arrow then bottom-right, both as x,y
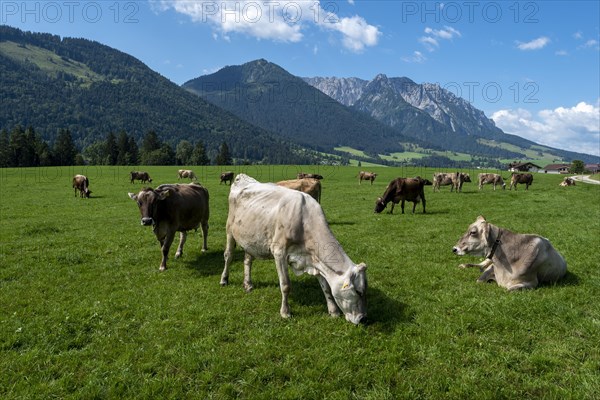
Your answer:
1,166 -> 599,398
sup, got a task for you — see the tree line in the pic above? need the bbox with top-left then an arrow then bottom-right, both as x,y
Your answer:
0,125 -> 233,167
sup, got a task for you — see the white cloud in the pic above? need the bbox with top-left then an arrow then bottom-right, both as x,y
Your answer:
555,50 -> 568,56
573,31 -> 583,40
154,0 -> 380,53
424,26 -> 461,40
419,26 -> 460,52
402,51 -> 426,63
419,36 -> 439,51
579,39 -> 599,50
492,101 -> 600,156
516,36 -> 550,51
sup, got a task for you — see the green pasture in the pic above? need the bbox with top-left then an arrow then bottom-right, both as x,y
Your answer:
1,165 -> 599,399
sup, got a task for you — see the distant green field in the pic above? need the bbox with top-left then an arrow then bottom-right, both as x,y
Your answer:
1,165 -> 599,398
0,41 -> 104,85
478,139 -> 563,166
335,145 -> 472,163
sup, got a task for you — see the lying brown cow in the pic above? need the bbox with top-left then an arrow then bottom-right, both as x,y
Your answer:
509,173 -> 533,190
277,178 -> 322,203
130,171 -> 152,184
358,171 -> 377,185
72,174 -> 91,198
478,173 -> 506,190
452,216 -> 567,290
297,173 -> 323,180
559,177 -> 576,187
220,171 -> 234,185
374,177 -> 432,214
128,183 -> 209,271
177,169 -> 198,181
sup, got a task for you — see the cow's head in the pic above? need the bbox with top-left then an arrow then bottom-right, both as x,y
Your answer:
128,187 -> 170,226
332,263 -> 368,325
452,215 -> 490,257
84,188 -> 91,198
462,173 -> 472,183
374,197 -> 386,213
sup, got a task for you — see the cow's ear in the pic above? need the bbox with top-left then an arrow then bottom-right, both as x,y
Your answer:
356,263 -> 367,272
128,193 -> 137,201
157,189 -> 171,201
476,215 -> 486,222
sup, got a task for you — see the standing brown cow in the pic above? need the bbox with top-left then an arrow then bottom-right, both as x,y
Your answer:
130,171 -> 153,184
72,175 -> 91,198
478,173 -> 506,190
177,169 -> 198,181
128,183 -> 209,271
220,171 -> 234,185
509,173 -> 533,190
358,171 -> 377,185
374,177 -> 432,214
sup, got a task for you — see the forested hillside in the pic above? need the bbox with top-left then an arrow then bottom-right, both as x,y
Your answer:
0,26 -> 315,164
183,59 -> 432,156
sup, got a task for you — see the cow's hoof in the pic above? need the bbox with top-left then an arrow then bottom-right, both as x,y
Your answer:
220,279 -> 228,286
175,252 -> 182,259
280,312 -> 292,319
458,264 -> 468,269
329,311 -> 342,318
243,283 -> 253,292
201,248 -> 207,253
159,266 -> 167,272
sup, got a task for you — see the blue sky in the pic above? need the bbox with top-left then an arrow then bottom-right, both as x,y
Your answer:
2,1 -> 599,156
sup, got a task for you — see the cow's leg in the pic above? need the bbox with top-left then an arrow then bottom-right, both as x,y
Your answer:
221,233 -> 235,286
401,200 -> 405,214
459,258 -> 493,271
411,201 -> 417,214
273,249 -> 292,318
243,252 -> 254,292
159,231 -> 176,271
422,197 -> 426,213
317,275 -> 341,317
507,280 -> 537,291
175,231 -> 186,258
477,264 -> 496,283
200,221 -> 209,252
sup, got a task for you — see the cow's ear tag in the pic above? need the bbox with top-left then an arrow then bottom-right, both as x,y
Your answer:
342,280 -> 352,290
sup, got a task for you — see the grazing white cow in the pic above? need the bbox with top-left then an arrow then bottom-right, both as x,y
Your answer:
221,174 -> 367,325
452,216 -> 567,290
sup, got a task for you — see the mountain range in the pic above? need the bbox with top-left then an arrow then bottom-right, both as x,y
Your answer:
1,25 -> 597,166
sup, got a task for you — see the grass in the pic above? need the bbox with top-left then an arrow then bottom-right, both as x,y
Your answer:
478,139 -> 563,166
1,165 -> 599,398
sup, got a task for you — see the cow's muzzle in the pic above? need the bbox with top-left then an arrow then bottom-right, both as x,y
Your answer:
452,246 -> 465,255
141,218 -> 154,226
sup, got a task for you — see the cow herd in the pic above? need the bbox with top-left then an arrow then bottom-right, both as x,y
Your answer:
71,168 -> 570,325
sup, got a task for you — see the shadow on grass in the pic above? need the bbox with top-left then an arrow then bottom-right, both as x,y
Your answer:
329,221 -> 356,226
551,270 -> 580,287
181,249 -> 227,277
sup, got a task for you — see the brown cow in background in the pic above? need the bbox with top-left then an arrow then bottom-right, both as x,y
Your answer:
478,173 -> 506,190
358,171 -> 377,185
277,178 -> 322,203
220,171 -> 234,185
130,171 -> 152,184
374,177 -> 431,214
72,175 -> 91,198
509,173 -> 533,190
297,173 -> 323,180
178,169 -> 198,181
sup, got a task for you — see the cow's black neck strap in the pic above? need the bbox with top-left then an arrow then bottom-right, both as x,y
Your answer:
486,229 -> 503,259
